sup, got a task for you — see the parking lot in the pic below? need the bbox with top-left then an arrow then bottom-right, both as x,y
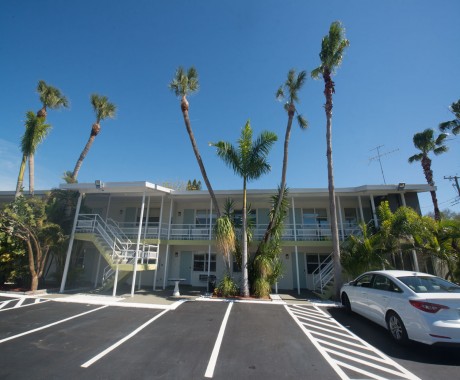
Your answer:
0,293 -> 459,379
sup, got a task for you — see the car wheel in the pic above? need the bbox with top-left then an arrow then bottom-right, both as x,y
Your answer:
386,311 -> 408,344
341,293 -> 352,312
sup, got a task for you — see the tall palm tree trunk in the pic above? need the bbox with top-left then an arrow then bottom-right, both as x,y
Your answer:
324,70 -> 342,300
242,177 -> 249,296
15,154 -> 27,198
72,135 -> 96,181
181,96 -> 221,217
261,103 -> 295,245
28,153 -> 35,196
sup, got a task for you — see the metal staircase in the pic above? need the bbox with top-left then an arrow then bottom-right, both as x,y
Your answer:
312,222 -> 369,293
75,214 -> 158,290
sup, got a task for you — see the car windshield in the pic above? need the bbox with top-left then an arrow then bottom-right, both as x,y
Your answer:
398,276 -> 460,293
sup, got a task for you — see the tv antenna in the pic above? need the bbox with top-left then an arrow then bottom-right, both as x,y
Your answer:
369,145 -> 399,184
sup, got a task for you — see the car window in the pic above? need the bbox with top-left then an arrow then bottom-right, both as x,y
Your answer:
372,275 -> 402,293
398,276 -> 460,293
355,274 -> 373,288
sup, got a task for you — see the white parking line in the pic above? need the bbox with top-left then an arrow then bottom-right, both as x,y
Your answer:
204,301 -> 233,378
0,300 -> 12,310
0,305 -> 108,344
14,297 -> 26,307
81,309 -> 169,368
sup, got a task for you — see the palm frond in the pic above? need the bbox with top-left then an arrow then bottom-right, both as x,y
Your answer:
275,86 -> 284,101
408,153 -> 423,163
434,145 -> 448,155
297,114 -> 308,129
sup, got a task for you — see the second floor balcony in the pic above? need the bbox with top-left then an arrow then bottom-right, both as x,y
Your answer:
75,214 -> 363,244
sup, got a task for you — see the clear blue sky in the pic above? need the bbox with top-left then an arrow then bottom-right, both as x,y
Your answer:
1,0 -> 459,214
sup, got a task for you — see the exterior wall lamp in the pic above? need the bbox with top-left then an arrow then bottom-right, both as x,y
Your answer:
397,182 -> 406,191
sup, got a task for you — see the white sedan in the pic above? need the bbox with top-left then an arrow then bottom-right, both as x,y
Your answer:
340,270 -> 460,345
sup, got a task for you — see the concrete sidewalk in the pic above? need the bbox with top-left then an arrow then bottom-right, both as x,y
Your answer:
3,285 -> 336,309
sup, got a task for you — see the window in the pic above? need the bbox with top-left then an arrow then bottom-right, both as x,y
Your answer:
398,276 -> 460,293
302,208 -> 328,227
344,208 -> 358,227
136,208 -> 160,226
195,209 -> 216,225
372,275 -> 401,292
233,209 -> 256,228
355,274 -> 373,288
193,253 -> 216,272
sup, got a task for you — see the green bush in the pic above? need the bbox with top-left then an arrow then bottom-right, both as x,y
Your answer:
214,274 -> 239,297
253,277 -> 271,298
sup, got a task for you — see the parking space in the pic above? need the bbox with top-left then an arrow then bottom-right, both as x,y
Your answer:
286,304 -> 420,380
1,294 -> 452,380
213,302 -> 338,379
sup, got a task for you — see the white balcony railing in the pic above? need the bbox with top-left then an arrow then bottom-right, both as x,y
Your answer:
78,218 -> 359,241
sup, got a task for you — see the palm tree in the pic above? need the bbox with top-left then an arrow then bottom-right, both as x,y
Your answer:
28,80 -> 68,194
36,80 -> 69,119
15,112 -> 51,198
408,128 -> 448,221
70,94 -> 116,181
439,99 -> 460,135
311,21 -> 350,300
169,66 -> 221,217
212,121 -> 277,296
260,69 -> 308,245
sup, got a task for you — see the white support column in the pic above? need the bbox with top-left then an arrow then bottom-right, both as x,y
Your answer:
358,196 -> 364,223
94,254 -> 102,289
113,264 -> 119,297
337,195 -> 344,241
207,198 -> 213,294
163,197 -> 174,290
60,193 -> 83,293
105,194 -> 112,222
153,195 -> 164,290
138,195 -> 151,290
400,192 -> 406,207
291,197 -> 300,295
370,195 -> 379,228
131,191 -> 146,297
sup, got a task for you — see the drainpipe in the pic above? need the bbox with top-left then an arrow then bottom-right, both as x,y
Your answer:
60,192 -> 83,293
153,195 -> 164,291
131,191 -> 145,297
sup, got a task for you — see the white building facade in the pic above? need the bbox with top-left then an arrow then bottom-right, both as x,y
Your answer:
52,181 -> 433,296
